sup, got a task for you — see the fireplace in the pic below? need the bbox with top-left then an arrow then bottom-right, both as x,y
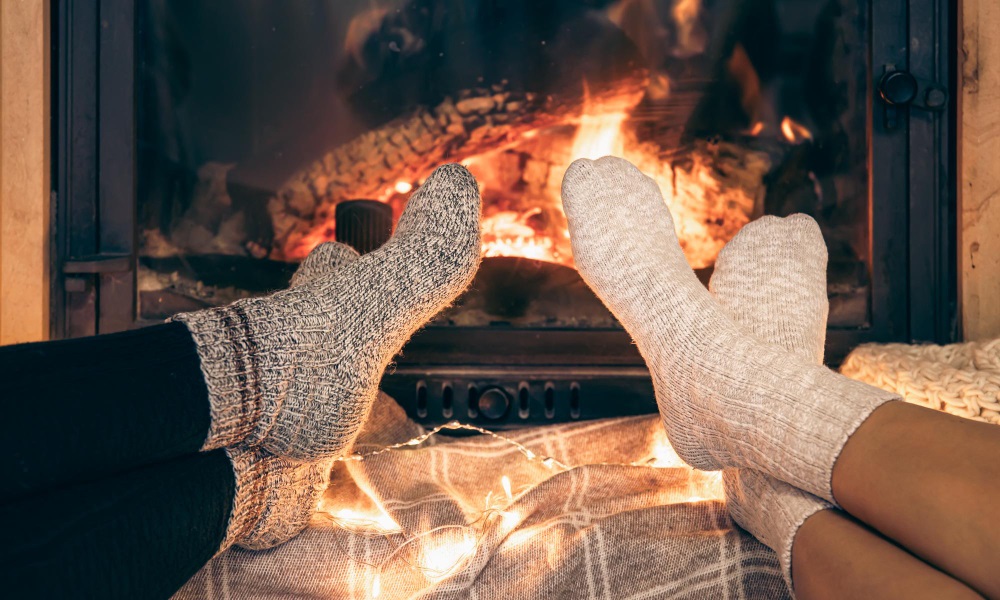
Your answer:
51,0 -> 956,428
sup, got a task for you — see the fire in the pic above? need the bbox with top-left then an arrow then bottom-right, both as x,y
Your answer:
780,116 -> 813,144
570,108 -> 627,160
481,210 -> 561,263
286,83 -> 769,269
469,87 -> 761,270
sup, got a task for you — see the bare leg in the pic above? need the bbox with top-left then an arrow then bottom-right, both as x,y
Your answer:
833,402 -> 1000,598
793,509 -> 983,599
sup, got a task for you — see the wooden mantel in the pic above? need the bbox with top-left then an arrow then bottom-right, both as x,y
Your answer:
959,0 -> 1000,341
0,0 -> 50,344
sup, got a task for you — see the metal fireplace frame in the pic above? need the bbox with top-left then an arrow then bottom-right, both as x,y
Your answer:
50,0 -> 957,426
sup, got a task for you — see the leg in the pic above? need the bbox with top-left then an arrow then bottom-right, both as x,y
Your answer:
1,449 -> 235,599
2,164 -> 480,499
833,402 -> 1000,598
792,509 -> 984,600
0,322 -> 213,500
561,158 -> 998,596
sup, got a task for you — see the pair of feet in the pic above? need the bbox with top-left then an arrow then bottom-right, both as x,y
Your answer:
176,159 -> 898,587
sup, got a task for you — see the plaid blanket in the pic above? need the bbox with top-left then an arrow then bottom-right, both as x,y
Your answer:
175,393 -> 788,599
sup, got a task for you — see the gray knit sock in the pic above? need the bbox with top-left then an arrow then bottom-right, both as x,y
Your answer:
560,156 -> 897,503
709,215 -> 834,591
222,446 -> 333,552
220,242 -> 357,552
175,163 -> 482,461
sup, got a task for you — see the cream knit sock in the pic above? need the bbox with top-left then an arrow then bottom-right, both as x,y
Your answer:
220,242 -> 358,551
561,156 -> 897,503
709,215 -> 834,591
175,163 -> 482,461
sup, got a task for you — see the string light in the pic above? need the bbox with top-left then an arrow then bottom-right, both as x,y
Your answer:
328,420 -> 722,595
333,421 -> 571,470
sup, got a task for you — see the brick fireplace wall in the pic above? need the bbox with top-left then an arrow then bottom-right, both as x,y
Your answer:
0,0 -> 50,345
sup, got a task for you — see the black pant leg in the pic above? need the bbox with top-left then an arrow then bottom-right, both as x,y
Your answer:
0,322 -> 211,500
2,448 -> 236,600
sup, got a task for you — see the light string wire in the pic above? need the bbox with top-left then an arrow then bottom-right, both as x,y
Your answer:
318,420 -> 718,595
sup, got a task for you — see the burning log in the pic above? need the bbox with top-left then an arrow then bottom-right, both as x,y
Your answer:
269,75 -> 648,260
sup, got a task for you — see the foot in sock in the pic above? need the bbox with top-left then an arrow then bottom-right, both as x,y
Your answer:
710,215 -> 834,590
220,241 -> 358,551
560,156 -> 897,502
175,163 -> 482,461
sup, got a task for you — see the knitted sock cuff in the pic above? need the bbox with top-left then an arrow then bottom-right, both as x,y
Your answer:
172,304 -> 265,450
724,469 -> 833,595
752,366 -> 900,504
219,446 -> 272,554
814,375 -> 900,505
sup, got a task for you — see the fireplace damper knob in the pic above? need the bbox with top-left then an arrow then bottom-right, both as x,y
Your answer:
878,70 -> 918,106
334,200 -> 394,255
477,387 -> 511,420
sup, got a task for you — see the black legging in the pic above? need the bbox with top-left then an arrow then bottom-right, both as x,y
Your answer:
0,323 -> 236,599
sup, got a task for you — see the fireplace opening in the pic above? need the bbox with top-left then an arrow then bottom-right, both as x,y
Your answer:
39,0 -> 946,427
136,0 -> 870,334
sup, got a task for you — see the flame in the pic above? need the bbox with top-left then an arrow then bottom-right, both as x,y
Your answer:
501,475 -> 513,502
419,530 -> 477,580
570,110 -> 627,160
481,210 -> 560,262
672,0 -> 706,57
288,84 -> 759,269
748,121 -> 765,136
780,116 -> 813,144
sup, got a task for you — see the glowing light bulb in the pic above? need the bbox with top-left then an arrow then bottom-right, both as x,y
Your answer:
419,531 -> 477,581
330,508 -> 401,533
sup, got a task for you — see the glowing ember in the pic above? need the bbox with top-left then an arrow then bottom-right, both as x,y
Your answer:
394,180 -> 413,194
481,210 -> 561,263
780,116 -> 813,144
748,121 -> 765,136
419,530 -> 477,580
